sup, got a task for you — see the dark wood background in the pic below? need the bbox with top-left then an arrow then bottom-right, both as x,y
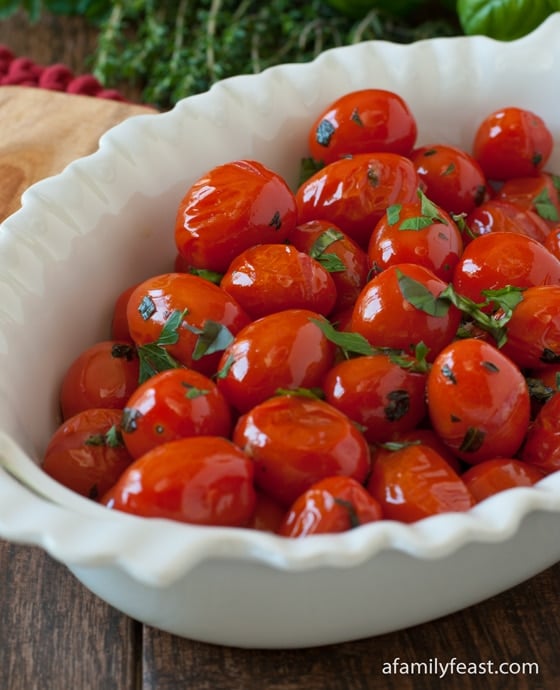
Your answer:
1,10 -> 559,690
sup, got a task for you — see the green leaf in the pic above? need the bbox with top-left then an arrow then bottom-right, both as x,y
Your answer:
309,228 -> 347,272
158,309 -> 188,345
395,269 -> 451,317
299,156 -> 324,185
275,387 -> 325,400
187,267 -> 223,285
399,216 -> 437,231
309,317 -> 375,357
137,343 -> 182,384
182,383 -> 210,399
386,204 -> 402,226
188,320 -> 234,360
457,0 -> 555,41
534,188 -> 560,222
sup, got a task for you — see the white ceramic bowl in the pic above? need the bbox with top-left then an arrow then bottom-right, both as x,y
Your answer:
2,15 -> 560,649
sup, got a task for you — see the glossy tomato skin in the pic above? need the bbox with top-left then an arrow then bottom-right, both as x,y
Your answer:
498,286 -> 560,370
452,232 -> 560,304
219,243 -> 337,319
462,458 -> 545,502
465,199 -> 551,244
126,273 -> 250,377
367,196 -> 463,281
322,354 -> 428,444
473,107 -> 553,180
290,219 -> 370,311
308,89 -> 417,165
495,173 -> 560,228
295,152 -> 420,248
120,368 -> 232,459
382,428 -> 462,474
59,341 -> 140,420
42,408 -> 134,499
409,144 -> 489,215
427,338 -> 530,464
520,393 -> 560,474
102,436 -> 256,526
366,443 -> 475,523
278,476 -> 383,537
174,159 -> 297,273
351,263 -> 461,362
233,395 -> 371,507
216,309 -> 336,413
544,226 -> 560,260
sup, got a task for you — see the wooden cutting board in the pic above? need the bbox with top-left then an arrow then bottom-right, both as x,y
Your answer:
0,86 -> 157,223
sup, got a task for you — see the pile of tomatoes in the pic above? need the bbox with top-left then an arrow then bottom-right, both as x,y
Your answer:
42,88 -> 560,537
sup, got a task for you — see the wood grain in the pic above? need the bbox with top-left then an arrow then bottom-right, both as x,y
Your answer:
0,86 -> 155,222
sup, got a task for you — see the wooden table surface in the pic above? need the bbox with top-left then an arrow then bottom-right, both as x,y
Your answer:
1,10 -> 559,690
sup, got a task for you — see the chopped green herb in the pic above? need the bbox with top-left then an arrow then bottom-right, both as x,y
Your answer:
309,317 -> 374,358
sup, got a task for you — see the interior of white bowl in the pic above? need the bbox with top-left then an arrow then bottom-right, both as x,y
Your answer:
1,14 -> 560,587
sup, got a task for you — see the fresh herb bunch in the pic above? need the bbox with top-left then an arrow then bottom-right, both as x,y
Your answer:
1,1 -> 458,108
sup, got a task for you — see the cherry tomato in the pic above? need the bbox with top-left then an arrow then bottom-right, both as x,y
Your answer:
465,199 -> 550,244
351,263 -> 462,362
473,106 -> 554,180
498,285 -> 560,370
543,225 -> 560,260
462,458 -> 545,502
367,193 -> 463,281
219,243 -> 337,319
426,338 -> 530,464
520,392 -> 560,474
322,353 -> 428,444
409,144 -> 489,215
452,232 -> 560,305
278,476 -> 383,537
42,408 -> 134,499
126,272 -> 250,377
102,436 -> 256,526
120,368 -> 232,459
308,88 -> 417,165
382,428 -> 462,474
216,309 -> 336,413
289,219 -> 369,311
111,283 -> 139,341
174,159 -> 297,273
246,491 -> 287,533
59,341 -> 140,420
494,173 -> 560,228
233,395 -> 370,507
295,152 -> 420,247
366,443 -> 475,522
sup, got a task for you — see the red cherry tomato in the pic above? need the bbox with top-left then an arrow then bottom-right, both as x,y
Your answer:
246,491 -> 287,533
322,353 -> 428,444
42,408 -> 134,499
233,395 -> 371,507
472,106 -> 554,180
426,338 -> 531,464
351,263 -> 462,362
366,443 -> 475,522
289,219 -> 369,311
465,199 -> 551,244
102,436 -> 256,526
278,476 -> 383,537
521,393 -> 560,474
543,225 -> 560,260
367,193 -> 463,281
494,173 -> 560,228
111,283 -> 139,341
126,272 -> 250,377
308,88 -> 417,165
383,428 -> 462,474
462,458 -> 545,502
409,144 -> 489,215
452,232 -> 560,305
216,309 -> 336,413
498,285 -> 560,370
219,243 -> 337,319
120,368 -> 232,459
295,152 -> 420,247
174,159 -> 297,273
59,341 -> 140,420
